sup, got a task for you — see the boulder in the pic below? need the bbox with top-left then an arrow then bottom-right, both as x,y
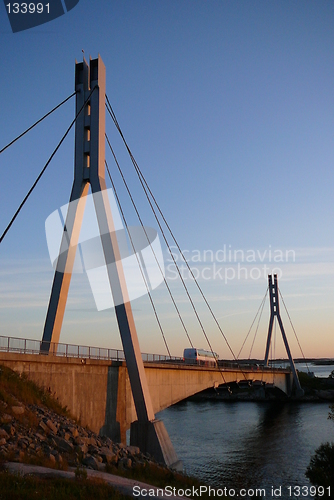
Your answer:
53,436 -> 74,453
1,414 -> 12,424
0,429 -> 9,439
39,421 -> 49,433
82,455 -> 99,470
46,420 -> 58,434
127,445 -> 140,455
67,426 -> 79,438
100,447 -> 118,465
11,406 -> 24,415
2,424 -> 14,436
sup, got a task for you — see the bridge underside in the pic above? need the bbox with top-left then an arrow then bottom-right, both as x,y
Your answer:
0,353 -> 292,442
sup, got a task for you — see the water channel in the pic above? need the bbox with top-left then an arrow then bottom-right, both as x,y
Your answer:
158,364 -> 334,499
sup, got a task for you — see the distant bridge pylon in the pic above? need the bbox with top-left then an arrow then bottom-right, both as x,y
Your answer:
264,274 -> 304,397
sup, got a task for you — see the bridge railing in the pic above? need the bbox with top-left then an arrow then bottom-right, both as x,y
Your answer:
0,334 -> 182,363
0,335 -> 290,369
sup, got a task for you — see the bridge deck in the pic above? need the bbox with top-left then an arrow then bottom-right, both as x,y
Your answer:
0,340 -> 293,443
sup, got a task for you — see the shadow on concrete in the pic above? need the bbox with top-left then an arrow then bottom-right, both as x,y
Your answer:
100,366 -> 121,442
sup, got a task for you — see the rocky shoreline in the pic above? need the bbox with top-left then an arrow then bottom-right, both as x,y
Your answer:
0,399 -> 154,473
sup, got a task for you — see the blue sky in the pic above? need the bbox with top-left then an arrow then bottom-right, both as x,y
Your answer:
0,1 -> 333,359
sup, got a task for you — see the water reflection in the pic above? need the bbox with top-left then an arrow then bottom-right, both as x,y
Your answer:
160,400 -> 333,499
218,403 -> 306,491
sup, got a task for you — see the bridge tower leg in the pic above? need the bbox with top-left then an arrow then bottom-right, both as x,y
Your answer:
264,274 -> 304,397
41,56 -> 181,470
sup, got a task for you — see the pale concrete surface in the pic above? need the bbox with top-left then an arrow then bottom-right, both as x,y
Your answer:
0,352 -> 291,442
130,419 -> 182,471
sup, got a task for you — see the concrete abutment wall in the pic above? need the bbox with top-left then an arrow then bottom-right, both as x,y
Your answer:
0,353 -> 291,442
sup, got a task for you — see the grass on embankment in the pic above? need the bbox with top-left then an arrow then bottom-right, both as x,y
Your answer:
0,470 -> 129,500
105,461 -> 212,495
0,365 -> 215,498
0,465 -> 214,500
0,365 -> 69,417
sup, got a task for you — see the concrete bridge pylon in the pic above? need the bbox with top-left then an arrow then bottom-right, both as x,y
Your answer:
40,56 -> 181,470
264,274 -> 304,398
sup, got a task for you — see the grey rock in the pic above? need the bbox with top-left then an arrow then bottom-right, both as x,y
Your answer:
35,433 -> 46,441
97,462 -> 106,472
46,420 -> 57,434
68,426 -> 79,438
11,406 -> 24,415
89,436 -> 97,447
75,436 -> 89,445
1,414 -> 12,423
39,421 -> 49,433
0,429 -> 9,439
99,446 -> 117,464
53,436 -> 74,453
88,445 -> 100,455
127,445 -> 140,455
63,432 -> 71,441
76,443 -> 88,454
82,455 -> 99,470
0,385 -> 154,473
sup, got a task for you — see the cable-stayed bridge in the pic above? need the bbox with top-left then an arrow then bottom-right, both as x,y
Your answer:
0,334 -> 293,444
0,56 -> 306,469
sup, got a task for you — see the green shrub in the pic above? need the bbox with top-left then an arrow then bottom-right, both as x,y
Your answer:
306,442 -> 334,497
75,465 -> 87,481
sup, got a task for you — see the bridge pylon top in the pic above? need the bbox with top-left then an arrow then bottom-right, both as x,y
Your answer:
264,274 -> 304,397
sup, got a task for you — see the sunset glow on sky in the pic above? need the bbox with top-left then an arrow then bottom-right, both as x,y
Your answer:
0,1 -> 333,359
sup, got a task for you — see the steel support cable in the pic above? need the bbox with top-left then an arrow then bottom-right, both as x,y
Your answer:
106,99 -> 235,383
105,96 -> 245,383
0,92 -> 76,156
105,102 -> 234,386
279,289 -> 310,373
105,159 -> 171,357
272,318 -> 278,384
105,133 -> 194,350
270,321 -> 273,367
248,291 -> 267,360
274,315 -> 276,362
105,104 -> 220,361
0,88 -> 96,245
269,318 -> 276,368
237,287 -> 268,359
